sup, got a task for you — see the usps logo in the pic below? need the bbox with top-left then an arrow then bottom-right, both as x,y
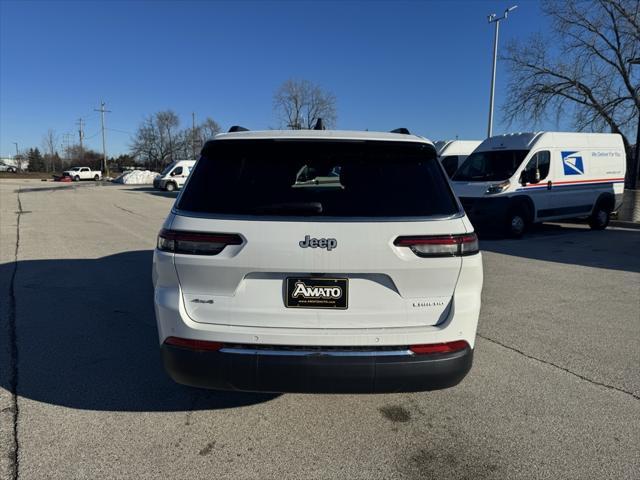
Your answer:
561,151 -> 584,175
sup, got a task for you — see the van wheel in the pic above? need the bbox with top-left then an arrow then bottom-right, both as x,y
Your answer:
505,206 -> 528,239
589,203 -> 610,230
74,175 -> 80,182
165,182 -> 176,192
94,174 -> 100,181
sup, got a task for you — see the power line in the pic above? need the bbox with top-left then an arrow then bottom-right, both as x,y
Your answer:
80,109 -> 99,120
106,127 -> 133,135
84,131 -> 100,140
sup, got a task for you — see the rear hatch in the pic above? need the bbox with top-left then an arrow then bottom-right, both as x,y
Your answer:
169,138 -> 469,329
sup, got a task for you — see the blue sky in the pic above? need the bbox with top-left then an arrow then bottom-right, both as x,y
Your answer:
0,0 -> 554,157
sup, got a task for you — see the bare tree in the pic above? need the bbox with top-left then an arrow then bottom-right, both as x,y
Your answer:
177,117 -> 223,159
130,111 -> 182,170
191,117 -> 222,156
130,111 -> 221,168
41,129 -> 58,172
131,117 -> 160,169
502,0 -> 639,185
199,117 -> 221,142
274,79 -> 337,129
156,110 -> 180,163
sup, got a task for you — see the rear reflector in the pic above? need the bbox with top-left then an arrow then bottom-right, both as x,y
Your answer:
410,340 -> 469,355
157,229 -> 242,255
394,233 -> 478,257
164,336 -> 224,351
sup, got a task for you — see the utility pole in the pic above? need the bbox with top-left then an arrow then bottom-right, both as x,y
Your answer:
192,112 -> 197,160
77,118 -> 85,163
487,5 -> 518,138
13,142 -> 20,172
95,100 -> 111,176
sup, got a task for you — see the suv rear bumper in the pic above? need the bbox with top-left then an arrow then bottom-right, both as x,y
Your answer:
161,344 -> 473,393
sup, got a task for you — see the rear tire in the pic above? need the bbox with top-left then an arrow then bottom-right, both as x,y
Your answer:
7,167 -> 16,173
165,182 -> 176,192
588,203 -> 610,230
94,174 -> 100,181
505,205 -> 528,239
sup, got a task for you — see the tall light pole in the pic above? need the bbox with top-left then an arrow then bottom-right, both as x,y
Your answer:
13,142 -> 19,172
629,57 -> 640,190
487,5 -> 518,138
192,111 -> 197,160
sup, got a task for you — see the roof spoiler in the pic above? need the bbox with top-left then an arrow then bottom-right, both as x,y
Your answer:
228,125 -> 249,132
390,128 -> 411,135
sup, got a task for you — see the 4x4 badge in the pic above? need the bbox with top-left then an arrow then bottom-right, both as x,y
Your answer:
299,235 -> 337,251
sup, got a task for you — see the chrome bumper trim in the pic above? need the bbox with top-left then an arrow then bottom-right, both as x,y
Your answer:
218,347 -> 415,357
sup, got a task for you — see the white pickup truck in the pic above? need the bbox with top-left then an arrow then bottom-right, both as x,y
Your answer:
63,167 -> 102,181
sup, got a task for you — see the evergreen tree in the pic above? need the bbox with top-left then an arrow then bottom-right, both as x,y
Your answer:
28,147 -> 46,172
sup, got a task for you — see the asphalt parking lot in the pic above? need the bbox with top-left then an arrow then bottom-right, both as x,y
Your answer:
1,179 -> 639,480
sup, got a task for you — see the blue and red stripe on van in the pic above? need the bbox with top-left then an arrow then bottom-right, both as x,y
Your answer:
517,177 -> 625,191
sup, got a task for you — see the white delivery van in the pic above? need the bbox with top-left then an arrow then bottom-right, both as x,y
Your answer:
451,132 -> 626,237
153,160 -> 196,191
434,140 -> 482,177
153,127 -> 483,393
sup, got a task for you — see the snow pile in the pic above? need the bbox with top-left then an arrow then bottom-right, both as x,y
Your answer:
112,170 -> 159,185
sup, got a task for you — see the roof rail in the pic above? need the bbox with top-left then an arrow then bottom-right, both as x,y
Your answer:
390,128 -> 411,135
228,125 -> 249,132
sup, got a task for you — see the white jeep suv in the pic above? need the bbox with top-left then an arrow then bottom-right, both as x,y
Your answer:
153,128 -> 483,393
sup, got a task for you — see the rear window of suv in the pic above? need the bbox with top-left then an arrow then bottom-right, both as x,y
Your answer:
177,139 -> 459,218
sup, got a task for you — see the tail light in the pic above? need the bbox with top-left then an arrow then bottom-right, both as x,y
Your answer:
410,340 -> 469,355
394,233 -> 478,257
164,336 -> 224,351
157,229 -> 242,255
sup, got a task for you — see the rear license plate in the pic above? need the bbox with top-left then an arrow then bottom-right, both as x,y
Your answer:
285,277 -> 348,309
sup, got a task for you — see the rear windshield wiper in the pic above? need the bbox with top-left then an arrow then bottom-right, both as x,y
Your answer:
254,202 -> 323,215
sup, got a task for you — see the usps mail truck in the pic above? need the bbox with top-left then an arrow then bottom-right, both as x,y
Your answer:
434,140 -> 482,177
451,132 -> 626,237
153,159 -> 196,192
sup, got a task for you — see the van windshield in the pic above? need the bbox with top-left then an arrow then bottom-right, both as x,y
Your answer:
160,163 -> 176,176
178,139 -> 459,218
453,150 -> 529,181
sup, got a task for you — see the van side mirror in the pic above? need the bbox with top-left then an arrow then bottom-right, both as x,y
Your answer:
519,171 -> 528,186
170,171 -> 176,177
520,168 -> 541,185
